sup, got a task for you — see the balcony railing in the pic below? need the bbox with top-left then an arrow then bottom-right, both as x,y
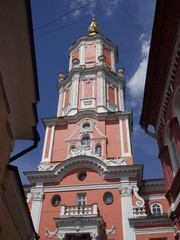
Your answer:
60,204 -> 98,217
132,206 -> 147,217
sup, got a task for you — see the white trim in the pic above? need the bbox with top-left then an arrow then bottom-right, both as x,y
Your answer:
142,194 -> 166,200
135,227 -> 174,235
43,182 -> 122,193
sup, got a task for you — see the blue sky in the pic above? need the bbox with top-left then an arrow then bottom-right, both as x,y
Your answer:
12,0 -> 164,183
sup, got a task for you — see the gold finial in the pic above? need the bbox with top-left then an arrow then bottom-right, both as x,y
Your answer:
88,12 -> 99,36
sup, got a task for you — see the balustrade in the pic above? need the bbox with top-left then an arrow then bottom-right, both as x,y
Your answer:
132,206 -> 147,217
60,204 -> 98,217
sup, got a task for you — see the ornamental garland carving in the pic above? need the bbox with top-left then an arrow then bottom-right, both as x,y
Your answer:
31,190 -> 44,201
38,164 -> 56,171
45,228 -> 57,239
119,185 -> 132,197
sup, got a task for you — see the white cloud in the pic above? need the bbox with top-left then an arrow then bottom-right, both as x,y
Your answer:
69,0 -> 121,18
70,0 -> 96,18
127,34 -> 150,99
101,0 -> 120,17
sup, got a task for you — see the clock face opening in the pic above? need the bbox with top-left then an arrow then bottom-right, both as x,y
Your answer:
103,192 -> 114,205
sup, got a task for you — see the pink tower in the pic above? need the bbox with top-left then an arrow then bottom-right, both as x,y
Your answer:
25,16 -> 175,240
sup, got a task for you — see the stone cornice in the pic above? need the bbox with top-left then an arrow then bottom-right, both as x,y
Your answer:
129,214 -> 171,227
140,179 -> 166,193
24,156 -> 143,184
42,110 -> 132,128
57,64 -> 125,90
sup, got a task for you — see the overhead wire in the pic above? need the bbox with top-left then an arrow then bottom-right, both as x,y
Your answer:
34,0 -> 96,32
34,7 -> 102,38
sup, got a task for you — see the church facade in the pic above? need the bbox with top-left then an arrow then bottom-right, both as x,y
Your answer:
24,16 -> 175,240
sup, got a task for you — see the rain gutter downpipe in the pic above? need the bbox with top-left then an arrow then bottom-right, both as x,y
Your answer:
9,128 -> 40,163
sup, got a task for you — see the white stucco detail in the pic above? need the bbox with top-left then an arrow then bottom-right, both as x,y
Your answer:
31,185 -> 44,233
119,180 -> 135,240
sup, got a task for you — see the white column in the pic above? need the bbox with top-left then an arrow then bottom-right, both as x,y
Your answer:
31,185 -> 44,233
119,179 -> 135,240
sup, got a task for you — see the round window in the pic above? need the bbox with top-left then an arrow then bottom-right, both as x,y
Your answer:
103,192 -> 114,205
51,195 -> 61,207
77,171 -> 87,181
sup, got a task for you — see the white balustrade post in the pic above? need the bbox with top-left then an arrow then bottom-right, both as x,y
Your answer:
60,205 -> 65,216
93,204 -> 98,215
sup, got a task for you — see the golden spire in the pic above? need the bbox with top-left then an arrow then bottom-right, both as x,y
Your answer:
88,12 -> 99,36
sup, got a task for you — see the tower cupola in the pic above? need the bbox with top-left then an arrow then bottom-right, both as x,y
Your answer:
88,13 -> 99,36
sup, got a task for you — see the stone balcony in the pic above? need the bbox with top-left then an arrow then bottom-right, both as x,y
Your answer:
60,204 -> 98,217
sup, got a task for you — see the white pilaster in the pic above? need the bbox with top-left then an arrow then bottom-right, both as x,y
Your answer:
111,49 -> 116,71
79,42 -> 85,65
57,88 -> 63,117
31,185 -> 44,233
119,117 -> 131,157
119,179 -> 135,240
97,72 -> 106,113
118,85 -> 124,111
41,124 -> 55,162
69,54 -> 72,71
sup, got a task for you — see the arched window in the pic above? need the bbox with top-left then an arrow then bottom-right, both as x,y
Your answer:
95,144 -> 102,157
170,131 -> 179,173
151,203 -> 162,215
81,136 -> 91,147
165,123 -> 179,174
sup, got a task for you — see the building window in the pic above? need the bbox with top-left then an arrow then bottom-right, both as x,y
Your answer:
77,171 -> 87,181
51,195 -> 61,207
81,136 -> 91,147
151,203 -> 162,215
103,192 -> 114,205
77,193 -> 87,206
170,131 -> 179,174
95,144 -> 102,156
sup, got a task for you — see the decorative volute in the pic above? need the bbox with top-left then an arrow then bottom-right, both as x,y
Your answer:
88,13 -> 99,36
